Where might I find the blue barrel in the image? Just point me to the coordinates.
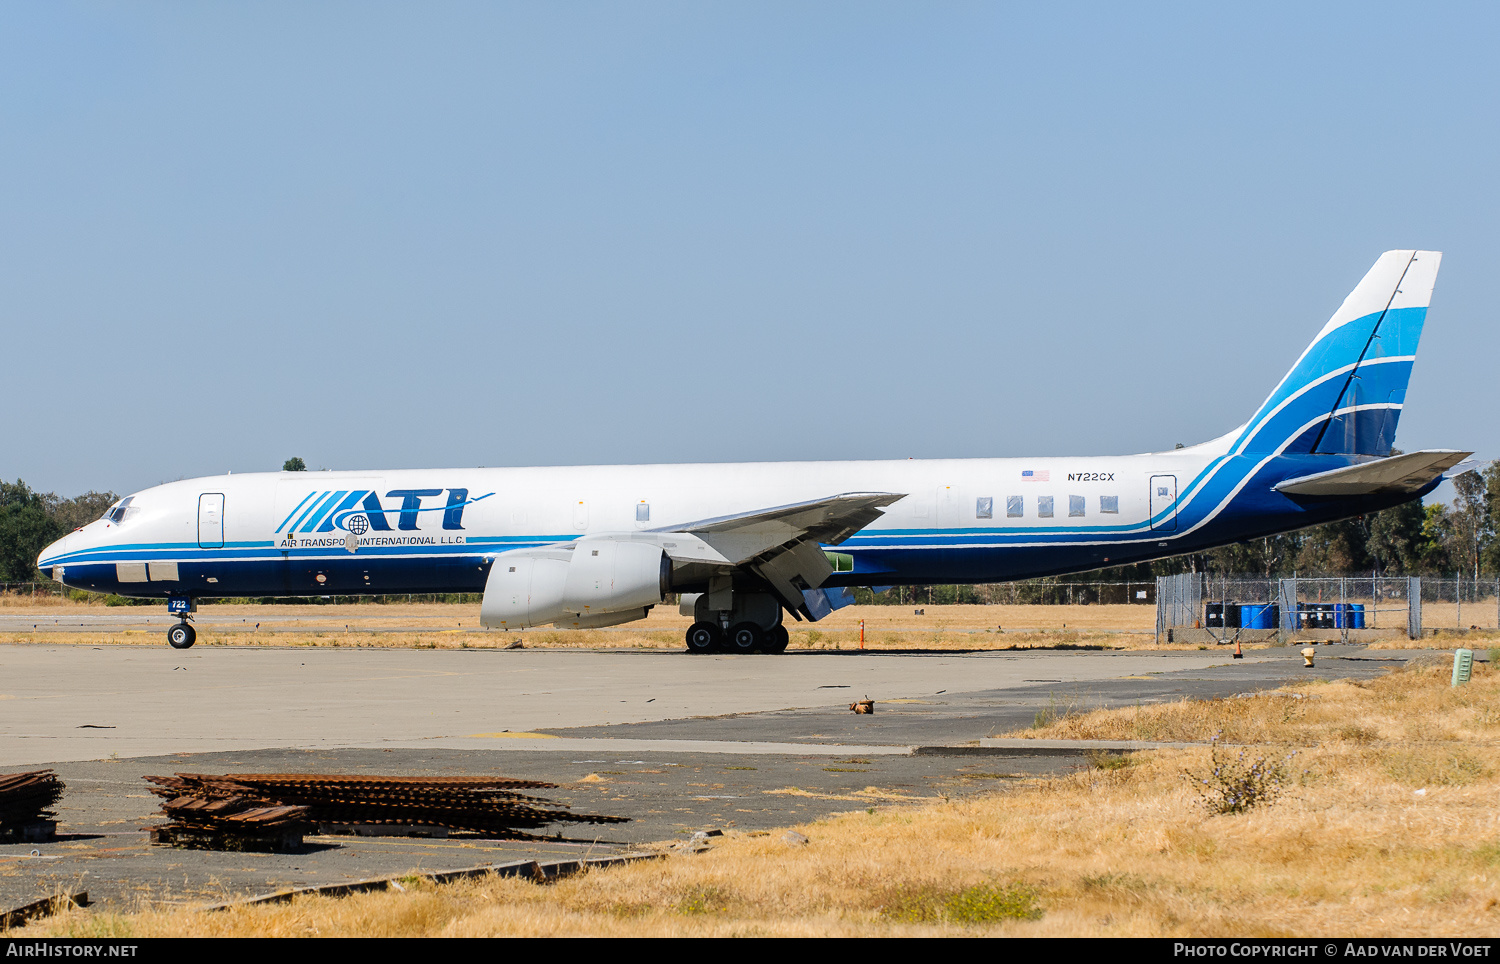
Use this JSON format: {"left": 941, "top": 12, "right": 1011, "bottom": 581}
{"left": 1240, "top": 604, "right": 1278, "bottom": 629}
{"left": 1333, "top": 603, "right": 1364, "bottom": 628}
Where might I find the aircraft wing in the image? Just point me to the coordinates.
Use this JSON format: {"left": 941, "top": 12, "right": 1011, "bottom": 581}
{"left": 1273, "top": 450, "right": 1472, "bottom": 497}
{"left": 653, "top": 491, "right": 904, "bottom": 620}
{"left": 658, "top": 491, "right": 904, "bottom": 562}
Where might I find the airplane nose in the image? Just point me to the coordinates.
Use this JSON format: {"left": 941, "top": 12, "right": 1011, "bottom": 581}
{"left": 36, "top": 532, "right": 74, "bottom": 574}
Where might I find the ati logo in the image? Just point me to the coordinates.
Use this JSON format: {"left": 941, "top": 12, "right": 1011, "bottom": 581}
{"left": 275, "top": 488, "right": 494, "bottom": 535}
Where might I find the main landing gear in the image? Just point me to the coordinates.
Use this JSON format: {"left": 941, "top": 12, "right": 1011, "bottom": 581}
{"left": 166, "top": 595, "right": 196, "bottom": 650}
{"left": 682, "top": 587, "right": 792, "bottom": 654}
{"left": 685, "top": 622, "right": 789, "bottom": 654}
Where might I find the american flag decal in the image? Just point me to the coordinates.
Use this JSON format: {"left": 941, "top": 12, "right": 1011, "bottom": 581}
{"left": 1021, "top": 469, "right": 1050, "bottom": 482}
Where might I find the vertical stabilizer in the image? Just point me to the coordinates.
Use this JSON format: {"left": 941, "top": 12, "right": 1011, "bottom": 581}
{"left": 1233, "top": 250, "right": 1440, "bottom": 457}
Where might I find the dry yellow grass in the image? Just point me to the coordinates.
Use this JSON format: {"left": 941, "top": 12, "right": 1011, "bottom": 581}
{"left": 1366, "top": 631, "right": 1500, "bottom": 651}
{"left": 0, "top": 601, "right": 1229, "bottom": 651}
{"left": 0, "top": 591, "right": 102, "bottom": 608}
{"left": 1013, "top": 652, "right": 1500, "bottom": 747}
{"left": 1414, "top": 601, "right": 1500, "bottom": 633}
{"left": 0, "top": 626, "right": 1230, "bottom": 653}
{"left": 22, "top": 661, "right": 1500, "bottom": 937}
{"left": 0, "top": 597, "right": 1158, "bottom": 627}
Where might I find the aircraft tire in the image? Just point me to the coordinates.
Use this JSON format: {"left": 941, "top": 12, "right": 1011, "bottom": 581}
{"left": 685, "top": 622, "right": 721, "bottom": 653}
{"left": 167, "top": 623, "right": 196, "bottom": 650}
{"left": 765, "top": 625, "right": 790, "bottom": 653}
{"left": 726, "top": 622, "right": 763, "bottom": 653}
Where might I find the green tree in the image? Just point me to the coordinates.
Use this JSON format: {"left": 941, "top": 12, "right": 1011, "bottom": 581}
{"left": 0, "top": 480, "right": 63, "bottom": 581}
{"left": 1294, "top": 517, "right": 1372, "bottom": 574}
{"left": 283, "top": 457, "right": 307, "bottom": 472}
{"left": 1447, "top": 469, "right": 1492, "bottom": 579}
{"left": 1485, "top": 461, "right": 1500, "bottom": 575}
{"left": 1417, "top": 504, "right": 1453, "bottom": 572}
{"left": 48, "top": 491, "right": 120, "bottom": 532}
{"left": 1365, "top": 500, "right": 1426, "bottom": 574}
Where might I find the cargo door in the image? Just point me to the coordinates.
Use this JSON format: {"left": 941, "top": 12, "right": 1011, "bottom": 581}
{"left": 198, "top": 493, "right": 225, "bottom": 548}
{"left": 1149, "top": 475, "right": 1177, "bottom": 532}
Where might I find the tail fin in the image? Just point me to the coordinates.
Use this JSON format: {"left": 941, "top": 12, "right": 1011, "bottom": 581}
{"left": 1233, "top": 250, "right": 1440, "bottom": 457}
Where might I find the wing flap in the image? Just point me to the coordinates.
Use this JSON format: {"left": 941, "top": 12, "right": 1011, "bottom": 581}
{"left": 1273, "top": 449, "right": 1471, "bottom": 496}
{"left": 657, "top": 491, "right": 903, "bottom": 621}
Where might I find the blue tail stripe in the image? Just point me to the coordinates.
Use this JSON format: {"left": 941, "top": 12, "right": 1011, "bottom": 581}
{"left": 1236, "top": 306, "right": 1425, "bottom": 455}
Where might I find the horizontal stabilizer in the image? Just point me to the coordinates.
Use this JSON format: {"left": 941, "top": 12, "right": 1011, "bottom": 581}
{"left": 1273, "top": 450, "right": 1471, "bottom": 497}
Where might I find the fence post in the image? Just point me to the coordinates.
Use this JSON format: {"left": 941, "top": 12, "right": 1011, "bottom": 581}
{"left": 1278, "top": 577, "right": 1297, "bottom": 638}
{"left": 1154, "top": 576, "right": 1165, "bottom": 644}
{"left": 1408, "top": 576, "right": 1422, "bottom": 640}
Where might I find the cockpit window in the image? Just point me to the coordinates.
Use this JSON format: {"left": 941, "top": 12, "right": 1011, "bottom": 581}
{"left": 105, "top": 497, "right": 134, "bottom": 524}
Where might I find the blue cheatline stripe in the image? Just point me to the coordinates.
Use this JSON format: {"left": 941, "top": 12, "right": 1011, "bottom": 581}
{"left": 275, "top": 492, "right": 317, "bottom": 534}
{"left": 299, "top": 491, "right": 348, "bottom": 533}
{"left": 1149, "top": 455, "right": 1228, "bottom": 530}
{"left": 43, "top": 535, "right": 583, "bottom": 567}
{"left": 288, "top": 491, "right": 332, "bottom": 533}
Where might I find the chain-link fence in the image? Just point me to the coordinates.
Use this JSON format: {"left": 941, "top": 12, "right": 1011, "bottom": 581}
{"left": 1155, "top": 573, "right": 1500, "bottom": 641}
{"left": 1416, "top": 577, "right": 1500, "bottom": 631}
{"left": 866, "top": 582, "right": 1158, "bottom": 607}
{"left": 7, "top": 574, "right": 1499, "bottom": 632}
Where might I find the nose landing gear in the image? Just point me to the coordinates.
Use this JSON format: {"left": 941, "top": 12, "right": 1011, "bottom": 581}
{"left": 167, "top": 621, "right": 196, "bottom": 649}
{"left": 166, "top": 595, "right": 197, "bottom": 650}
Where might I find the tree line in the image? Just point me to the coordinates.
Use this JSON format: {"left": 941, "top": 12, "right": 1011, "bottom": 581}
{"left": 0, "top": 481, "right": 119, "bottom": 582}
{"left": 3, "top": 463, "right": 1497, "bottom": 590}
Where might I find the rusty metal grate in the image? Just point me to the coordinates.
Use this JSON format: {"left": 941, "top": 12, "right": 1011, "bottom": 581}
{"left": 0, "top": 770, "right": 64, "bottom": 841}
{"left": 145, "top": 772, "right": 627, "bottom": 850}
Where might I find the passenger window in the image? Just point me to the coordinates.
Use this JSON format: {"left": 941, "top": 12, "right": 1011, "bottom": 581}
{"left": 1100, "top": 495, "right": 1119, "bottom": 514}
{"left": 1069, "top": 495, "right": 1085, "bottom": 517}
{"left": 1037, "top": 496, "right": 1054, "bottom": 518}
{"left": 1006, "top": 496, "right": 1023, "bottom": 518}
{"left": 975, "top": 497, "right": 993, "bottom": 519}
{"left": 636, "top": 503, "right": 650, "bottom": 523}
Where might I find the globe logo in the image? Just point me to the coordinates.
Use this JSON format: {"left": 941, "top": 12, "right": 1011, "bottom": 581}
{"left": 346, "top": 514, "right": 369, "bottom": 535}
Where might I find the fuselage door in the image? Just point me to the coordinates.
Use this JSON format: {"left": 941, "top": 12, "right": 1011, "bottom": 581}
{"left": 936, "top": 486, "right": 960, "bottom": 527}
{"left": 198, "top": 493, "right": 225, "bottom": 548}
{"left": 1149, "top": 476, "right": 1177, "bottom": 531}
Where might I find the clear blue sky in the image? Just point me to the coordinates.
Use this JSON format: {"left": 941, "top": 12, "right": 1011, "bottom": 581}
{"left": 3, "top": 2, "right": 1495, "bottom": 498}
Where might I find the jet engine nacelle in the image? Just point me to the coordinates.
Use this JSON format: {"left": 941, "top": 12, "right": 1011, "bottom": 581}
{"left": 480, "top": 537, "right": 671, "bottom": 630}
